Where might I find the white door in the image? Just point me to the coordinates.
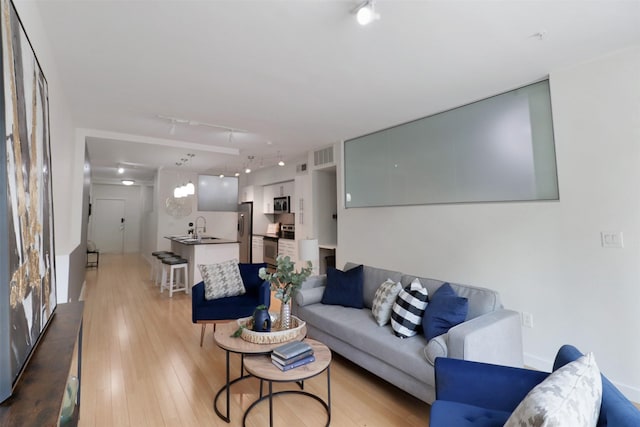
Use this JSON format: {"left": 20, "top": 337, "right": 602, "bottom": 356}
{"left": 92, "top": 198, "right": 125, "bottom": 253}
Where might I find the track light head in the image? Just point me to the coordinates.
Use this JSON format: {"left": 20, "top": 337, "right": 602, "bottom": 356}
{"left": 354, "top": 0, "right": 380, "bottom": 26}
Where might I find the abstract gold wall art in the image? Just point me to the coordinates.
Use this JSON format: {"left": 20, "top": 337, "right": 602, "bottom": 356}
{"left": 0, "top": 0, "right": 56, "bottom": 402}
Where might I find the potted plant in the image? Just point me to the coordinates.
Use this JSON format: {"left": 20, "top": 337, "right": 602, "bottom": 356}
{"left": 259, "top": 255, "right": 312, "bottom": 329}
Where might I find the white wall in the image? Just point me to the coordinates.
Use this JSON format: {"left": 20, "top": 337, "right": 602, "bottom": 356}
{"left": 13, "top": 1, "right": 81, "bottom": 303}
{"left": 90, "top": 184, "right": 146, "bottom": 253}
{"left": 337, "top": 46, "right": 640, "bottom": 401}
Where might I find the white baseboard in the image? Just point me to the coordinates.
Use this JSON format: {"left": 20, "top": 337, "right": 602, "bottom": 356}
{"left": 79, "top": 280, "right": 87, "bottom": 301}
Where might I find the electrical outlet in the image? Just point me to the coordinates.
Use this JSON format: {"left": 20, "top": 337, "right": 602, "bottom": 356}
{"left": 601, "top": 231, "right": 624, "bottom": 248}
{"left": 522, "top": 312, "right": 534, "bottom": 328}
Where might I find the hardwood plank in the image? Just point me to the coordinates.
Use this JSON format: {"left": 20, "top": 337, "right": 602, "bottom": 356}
{"left": 79, "top": 254, "right": 430, "bottom": 426}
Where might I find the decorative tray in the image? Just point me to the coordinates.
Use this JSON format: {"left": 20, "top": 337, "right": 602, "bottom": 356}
{"left": 237, "top": 314, "right": 306, "bottom": 344}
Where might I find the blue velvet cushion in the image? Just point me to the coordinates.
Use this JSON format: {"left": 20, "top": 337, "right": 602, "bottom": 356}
{"left": 321, "top": 264, "right": 364, "bottom": 308}
{"left": 423, "top": 282, "right": 468, "bottom": 341}
{"left": 430, "top": 401, "right": 511, "bottom": 427}
{"left": 238, "top": 262, "right": 267, "bottom": 293}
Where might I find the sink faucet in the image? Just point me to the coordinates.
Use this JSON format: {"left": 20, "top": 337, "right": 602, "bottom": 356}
{"left": 194, "top": 216, "right": 207, "bottom": 239}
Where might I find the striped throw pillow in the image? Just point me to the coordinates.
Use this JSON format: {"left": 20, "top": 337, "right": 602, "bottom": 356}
{"left": 391, "top": 278, "right": 428, "bottom": 338}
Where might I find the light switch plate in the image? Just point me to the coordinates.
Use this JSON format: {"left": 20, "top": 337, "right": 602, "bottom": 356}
{"left": 601, "top": 231, "right": 624, "bottom": 248}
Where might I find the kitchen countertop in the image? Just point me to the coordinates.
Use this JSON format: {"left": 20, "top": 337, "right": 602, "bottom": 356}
{"left": 165, "top": 236, "right": 239, "bottom": 245}
{"left": 253, "top": 233, "right": 280, "bottom": 239}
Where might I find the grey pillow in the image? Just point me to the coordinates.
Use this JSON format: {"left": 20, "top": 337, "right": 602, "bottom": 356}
{"left": 198, "top": 259, "right": 246, "bottom": 300}
{"left": 504, "top": 352, "right": 602, "bottom": 427}
{"left": 371, "top": 279, "right": 402, "bottom": 326}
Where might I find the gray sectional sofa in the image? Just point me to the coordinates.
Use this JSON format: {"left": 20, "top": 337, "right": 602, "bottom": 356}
{"left": 293, "top": 262, "right": 523, "bottom": 403}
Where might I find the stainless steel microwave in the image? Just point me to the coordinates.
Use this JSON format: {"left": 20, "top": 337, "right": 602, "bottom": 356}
{"left": 273, "top": 196, "right": 290, "bottom": 214}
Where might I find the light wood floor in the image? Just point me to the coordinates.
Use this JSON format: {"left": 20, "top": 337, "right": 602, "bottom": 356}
{"left": 79, "top": 254, "right": 430, "bottom": 426}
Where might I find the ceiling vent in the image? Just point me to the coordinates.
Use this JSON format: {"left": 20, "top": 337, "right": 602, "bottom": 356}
{"left": 314, "top": 146, "right": 334, "bottom": 167}
{"left": 296, "top": 163, "right": 307, "bottom": 173}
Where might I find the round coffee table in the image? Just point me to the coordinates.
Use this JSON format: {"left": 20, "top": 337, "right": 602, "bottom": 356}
{"left": 241, "top": 339, "right": 331, "bottom": 427}
{"left": 212, "top": 321, "right": 307, "bottom": 422}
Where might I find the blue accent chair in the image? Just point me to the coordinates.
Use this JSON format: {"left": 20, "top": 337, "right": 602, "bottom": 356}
{"left": 430, "top": 344, "right": 640, "bottom": 427}
{"left": 192, "top": 263, "right": 271, "bottom": 346}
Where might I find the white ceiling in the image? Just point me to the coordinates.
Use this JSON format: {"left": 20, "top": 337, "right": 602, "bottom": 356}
{"left": 31, "top": 0, "right": 640, "bottom": 184}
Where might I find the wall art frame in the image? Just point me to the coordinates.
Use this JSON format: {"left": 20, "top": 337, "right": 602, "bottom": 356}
{"left": 0, "top": 0, "right": 57, "bottom": 403}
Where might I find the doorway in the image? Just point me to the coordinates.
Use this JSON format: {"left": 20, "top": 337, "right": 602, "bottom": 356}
{"left": 92, "top": 198, "right": 125, "bottom": 253}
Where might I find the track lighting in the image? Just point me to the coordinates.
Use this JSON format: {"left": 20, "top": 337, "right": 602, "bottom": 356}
{"left": 353, "top": 0, "right": 380, "bottom": 26}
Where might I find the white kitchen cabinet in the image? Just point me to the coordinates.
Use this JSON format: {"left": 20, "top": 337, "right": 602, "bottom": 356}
{"left": 252, "top": 236, "right": 264, "bottom": 263}
{"left": 280, "top": 181, "right": 294, "bottom": 198}
{"left": 294, "top": 174, "right": 314, "bottom": 239}
{"left": 240, "top": 185, "right": 255, "bottom": 203}
{"left": 262, "top": 185, "right": 275, "bottom": 214}
{"left": 262, "top": 181, "right": 294, "bottom": 214}
{"left": 277, "top": 238, "right": 297, "bottom": 264}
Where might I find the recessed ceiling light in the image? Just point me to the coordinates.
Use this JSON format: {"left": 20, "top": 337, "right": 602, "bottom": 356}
{"left": 245, "top": 167, "right": 251, "bottom": 174}
{"left": 234, "top": 172, "right": 240, "bottom": 177}
{"left": 117, "top": 166, "right": 124, "bottom": 174}
{"left": 121, "top": 179, "right": 134, "bottom": 186}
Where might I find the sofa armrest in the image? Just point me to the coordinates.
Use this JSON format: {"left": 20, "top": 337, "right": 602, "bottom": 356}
{"left": 435, "top": 357, "right": 548, "bottom": 412}
{"left": 447, "top": 309, "right": 523, "bottom": 367}
{"left": 293, "top": 275, "right": 327, "bottom": 308}
{"left": 192, "top": 281, "right": 205, "bottom": 323}
{"left": 300, "top": 275, "right": 327, "bottom": 290}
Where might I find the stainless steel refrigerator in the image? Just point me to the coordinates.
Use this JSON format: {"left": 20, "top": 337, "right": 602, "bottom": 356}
{"left": 237, "top": 202, "right": 253, "bottom": 263}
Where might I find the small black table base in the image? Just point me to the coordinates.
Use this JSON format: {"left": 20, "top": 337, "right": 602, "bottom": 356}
{"left": 214, "top": 350, "right": 307, "bottom": 423}
{"left": 214, "top": 350, "right": 250, "bottom": 423}
{"left": 242, "top": 365, "right": 331, "bottom": 427}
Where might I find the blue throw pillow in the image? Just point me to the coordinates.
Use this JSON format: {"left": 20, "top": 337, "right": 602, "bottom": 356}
{"left": 321, "top": 265, "right": 364, "bottom": 308}
{"left": 422, "top": 283, "right": 468, "bottom": 341}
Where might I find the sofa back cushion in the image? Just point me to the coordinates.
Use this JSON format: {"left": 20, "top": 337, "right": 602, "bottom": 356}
{"left": 344, "top": 262, "right": 403, "bottom": 309}
{"left": 401, "top": 275, "right": 502, "bottom": 320}
{"left": 239, "top": 263, "right": 267, "bottom": 293}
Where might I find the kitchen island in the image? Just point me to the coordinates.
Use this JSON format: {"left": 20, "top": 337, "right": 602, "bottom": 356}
{"left": 166, "top": 236, "right": 240, "bottom": 288}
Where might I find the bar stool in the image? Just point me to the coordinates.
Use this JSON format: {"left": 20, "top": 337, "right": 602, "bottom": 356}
{"left": 160, "top": 257, "right": 189, "bottom": 297}
{"left": 152, "top": 251, "right": 174, "bottom": 286}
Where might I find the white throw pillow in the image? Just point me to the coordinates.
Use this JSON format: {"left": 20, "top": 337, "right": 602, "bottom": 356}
{"left": 371, "top": 279, "right": 403, "bottom": 326}
{"left": 198, "top": 259, "right": 246, "bottom": 301}
{"left": 504, "top": 352, "right": 602, "bottom": 427}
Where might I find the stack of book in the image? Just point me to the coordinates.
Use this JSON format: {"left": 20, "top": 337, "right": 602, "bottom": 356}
{"left": 271, "top": 341, "right": 315, "bottom": 371}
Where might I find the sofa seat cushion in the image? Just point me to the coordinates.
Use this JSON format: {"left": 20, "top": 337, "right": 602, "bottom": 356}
{"left": 297, "top": 304, "right": 432, "bottom": 384}
{"left": 194, "top": 293, "right": 262, "bottom": 321}
{"left": 430, "top": 401, "right": 510, "bottom": 427}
